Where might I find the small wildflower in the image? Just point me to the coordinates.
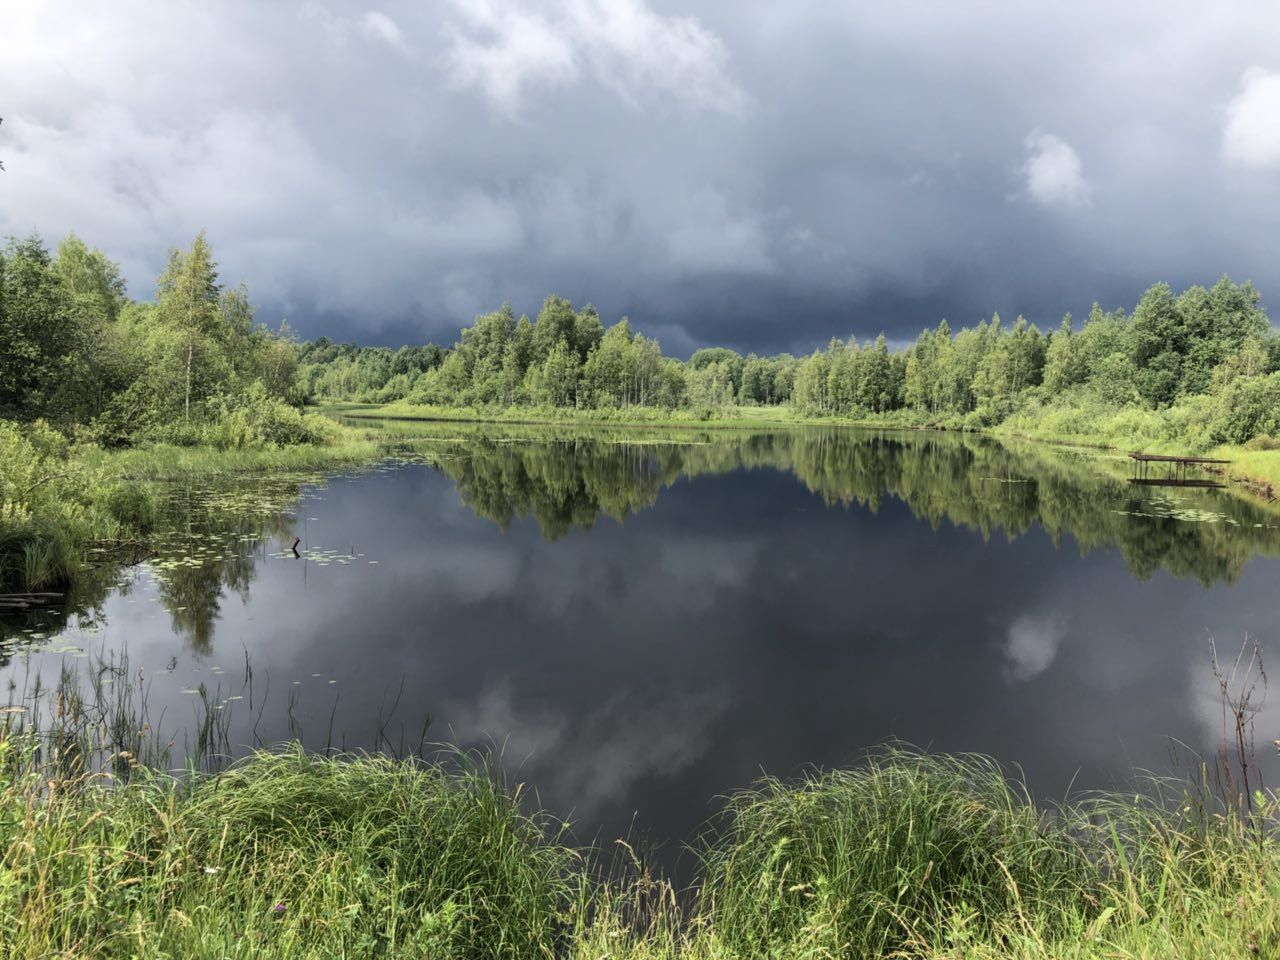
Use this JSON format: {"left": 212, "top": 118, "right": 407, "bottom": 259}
{"left": 203, "top": 866, "right": 220, "bottom": 875}
{"left": 272, "top": 901, "right": 287, "bottom": 914}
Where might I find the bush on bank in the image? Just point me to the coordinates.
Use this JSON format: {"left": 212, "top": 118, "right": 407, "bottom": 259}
{"left": 0, "top": 419, "right": 159, "bottom": 590}
{"left": 0, "top": 403, "right": 360, "bottom": 591}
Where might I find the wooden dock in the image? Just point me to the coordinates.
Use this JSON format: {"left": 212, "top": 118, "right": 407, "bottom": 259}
{"left": 1128, "top": 452, "right": 1231, "bottom": 487}
{"left": 1128, "top": 453, "right": 1231, "bottom": 465}
{"left": 1129, "top": 477, "right": 1225, "bottom": 488}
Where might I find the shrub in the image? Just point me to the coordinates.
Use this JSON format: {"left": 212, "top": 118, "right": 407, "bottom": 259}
{"left": 0, "top": 419, "right": 158, "bottom": 590}
{"left": 144, "top": 418, "right": 207, "bottom": 447}
{"left": 92, "top": 481, "right": 158, "bottom": 530}
{"left": 1209, "top": 372, "right": 1280, "bottom": 445}
{"left": 207, "top": 382, "right": 338, "bottom": 449}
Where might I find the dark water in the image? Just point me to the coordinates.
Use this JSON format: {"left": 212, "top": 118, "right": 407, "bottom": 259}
{"left": 6, "top": 423, "right": 1280, "bottom": 866}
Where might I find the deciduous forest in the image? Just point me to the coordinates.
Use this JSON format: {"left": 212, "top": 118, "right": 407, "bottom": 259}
{"left": 8, "top": 231, "right": 1274, "bottom": 451}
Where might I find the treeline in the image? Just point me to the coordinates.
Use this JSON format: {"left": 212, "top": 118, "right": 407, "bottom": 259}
{"left": 0, "top": 232, "right": 328, "bottom": 448}
{"left": 304, "top": 279, "right": 1279, "bottom": 448}
{"left": 303, "top": 297, "right": 804, "bottom": 409}
{"left": 297, "top": 340, "right": 445, "bottom": 404}
{"left": 4, "top": 229, "right": 1278, "bottom": 450}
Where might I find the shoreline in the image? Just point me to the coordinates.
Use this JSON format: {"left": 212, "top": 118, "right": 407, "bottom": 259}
{"left": 9, "top": 407, "right": 1277, "bottom": 594}
{"left": 328, "top": 400, "right": 1280, "bottom": 503}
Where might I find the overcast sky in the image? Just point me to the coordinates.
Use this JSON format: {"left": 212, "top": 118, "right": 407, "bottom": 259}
{"left": 4, "top": 1, "right": 1280, "bottom": 355}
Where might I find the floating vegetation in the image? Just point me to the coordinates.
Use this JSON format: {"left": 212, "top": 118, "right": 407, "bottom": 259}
{"left": 1111, "top": 492, "right": 1261, "bottom": 526}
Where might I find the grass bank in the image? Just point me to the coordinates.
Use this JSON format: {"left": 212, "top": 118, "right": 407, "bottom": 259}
{"left": 1, "top": 748, "right": 576, "bottom": 959}
{"left": 2, "top": 742, "right": 1276, "bottom": 959}
{"left": 330, "top": 400, "right": 820, "bottom": 430}
{"left": 77, "top": 429, "right": 386, "bottom": 481}
{"left": 993, "top": 399, "right": 1280, "bottom": 497}
{"left": 336, "top": 399, "right": 1280, "bottom": 500}
{"left": 0, "top": 419, "right": 389, "bottom": 592}
{"left": 2, "top": 652, "right": 1276, "bottom": 959}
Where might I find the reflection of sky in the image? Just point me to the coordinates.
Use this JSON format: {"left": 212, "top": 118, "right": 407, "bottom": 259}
{"left": 8, "top": 459, "right": 1280, "bottom": 872}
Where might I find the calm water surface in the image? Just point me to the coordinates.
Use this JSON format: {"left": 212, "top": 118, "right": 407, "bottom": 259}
{"left": 5, "top": 423, "right": 1280, "bottom": 864}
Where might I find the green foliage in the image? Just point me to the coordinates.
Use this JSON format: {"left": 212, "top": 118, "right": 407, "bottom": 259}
{"left": 689, "top": 748, "right": 1280, "bottom": 960}
{"left": 696, "top": 751, "right": 1091, "bottom": 957}
{"left": 205, "top": 382, "right": 338, "bottom": 449}
{"left": 0, "top": 226, "right": 355, "bottom": 591}
{"left": 91, "top": 480, "right": 159, "bottom": 530}
{"left": 298, "top": 339, "right": 445, "bottom": 403}
{"left": 1208, "top": 371, "right": 1280, "bottom": 444}
{"left": 1, "top": 226, "right": 1275, "bottom": 450}
{"left": 0, "top": 236, "right": 81, "bottom": 422}
{"left": 794, "top": 334, "right": 907, "bottom": 416}
{"left": 4, "top": 720, "right": 1279, "bottom": 960}
{"left": 0, "top": 747, "right": 578, "bottom": 959}
{"left": 527, "top": 340, "right": 581, "bottom": 407}
{"left": 0, "top": 419, "right": 158, "bottom": 590}
{"left": 0, "top": 230, "right": 311, "bottom": 446}
{"left": 328, "top": 296, "right": 801, "bottom": 416}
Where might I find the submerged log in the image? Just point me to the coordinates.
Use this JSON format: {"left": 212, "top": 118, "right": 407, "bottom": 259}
{"left": 0, "top": 591, "right": 64, "bottom": 612}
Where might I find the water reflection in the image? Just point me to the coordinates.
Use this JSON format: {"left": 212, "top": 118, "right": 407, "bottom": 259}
{"left": 5, "top": 424, "right": 1280, "bottom": 868}
{"left": 401, "top": 423, "right": 1280, "bottom": 584}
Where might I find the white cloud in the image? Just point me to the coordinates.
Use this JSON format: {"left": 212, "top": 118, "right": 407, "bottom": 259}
{"left": 567, "top": 0, "right": 748, "bottom": 114}
{"left": 445, "top": 3, "right": 578, "bottom": 112}
{"left": 360, "top": 10, "right": 406, "bottom": 51}
{"left": 1022, "top": 131, "right": 1091, "bottom": 207}
{"left": 1222, "top": 68, "right": 1280, "bottom": 168}
{"left": 1002, "top": 613, "right": 1068, "bottom": 682}
{"left": 444, "top": 0, "right": 747, "bottom": 115}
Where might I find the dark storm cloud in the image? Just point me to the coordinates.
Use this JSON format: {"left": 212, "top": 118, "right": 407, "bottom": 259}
{"left": 3, "top": 1, "right": 1280, "bottom": 353}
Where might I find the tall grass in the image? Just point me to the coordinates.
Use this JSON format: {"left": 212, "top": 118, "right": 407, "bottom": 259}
{"left": 0, "top": 420, "right": 164, "bottom": 592}
{"left": 0, "top": 750, "right": 580, "bottom": 959}
{"left": 685, "top": 750, "right": 1280, "bottom": 959}
{"left": 0, "top": 657, "right": 580, "bottom": 958}
{"left": 0, "top": 417, "right": 389, "bottom": 592}
{"left": 0, "top": 656, "right": 1277, "bottom": 959}
{"left": 694, "top": 751, "right": 1092, "bottom": 957}
{"left": 78, "top": 431, "right": 387, "bottom": 481}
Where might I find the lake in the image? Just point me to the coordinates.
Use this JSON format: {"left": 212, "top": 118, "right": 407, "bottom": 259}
{"left": 5, "top": 422, "right": 1280, "bottom": 871}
